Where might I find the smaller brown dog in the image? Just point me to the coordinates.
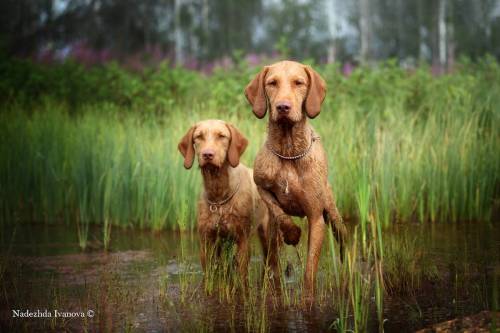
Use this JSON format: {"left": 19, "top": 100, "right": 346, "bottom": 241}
{"left": 178, "top": 120, "right": 275, "bottom": 284}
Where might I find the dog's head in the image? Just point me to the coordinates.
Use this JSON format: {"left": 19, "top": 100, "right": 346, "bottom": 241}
{"left": 244, "top": 60, "right": 326, "bottom": 124}
{"left": 178, "top": 120, "right": 248, "bottom": 170}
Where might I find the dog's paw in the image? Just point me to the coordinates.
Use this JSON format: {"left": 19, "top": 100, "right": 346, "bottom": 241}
{"left": 278, "top": 217, "right": 301, "bottom": 246}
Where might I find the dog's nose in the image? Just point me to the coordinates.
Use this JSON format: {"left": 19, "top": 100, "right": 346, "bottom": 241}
{"left": 202, "top": 149, "right": 215, "bottom": 160}
{"left": 276, "top": 102, "right": 291, "bottom": 114}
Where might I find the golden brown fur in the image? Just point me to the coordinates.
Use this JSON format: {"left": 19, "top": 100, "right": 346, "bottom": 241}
{"left": 178, "top": 120, "right": 276, "bottom": 285}
{"left": 245, "top": 61, "right": 347, "bottom": 299}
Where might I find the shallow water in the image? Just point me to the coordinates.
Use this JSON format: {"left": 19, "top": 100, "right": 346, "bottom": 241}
{"left": 0, "top": 221, "right": 499, "bottom": 332}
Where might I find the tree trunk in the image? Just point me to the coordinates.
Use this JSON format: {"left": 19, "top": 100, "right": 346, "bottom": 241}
{"left": 359, "top": 0, "right": 371, "bottom": 65}
{"left": 418, "top": 0, "right": 426, "bottom": 61}
{"left": 174, "top": 0, "right": 184, "bottom": 66}
{"left": 438, "top": 0, "right": 447, "bottom": 69}
{"left": 396, "top": 0, "right": 403, "bottom": 60}
{"left": 447, "top": 1, "right": 455, "bottom": 71}
{"left": 327, "top": 0, "right": 337, "bottom": 63}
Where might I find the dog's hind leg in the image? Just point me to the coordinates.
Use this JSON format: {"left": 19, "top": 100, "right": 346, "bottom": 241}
{"left": 323, "top": 187, "right": 347, "bottom": 260}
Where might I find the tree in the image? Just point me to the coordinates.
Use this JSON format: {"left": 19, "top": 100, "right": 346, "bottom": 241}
{"left": 438, "top": 0, "right": 447, "bottom": 68}
{"left": 259, "top": 0, "right": 329, "bottom": 61}
{"left": 326, "top": 0, "right": 338, "bottom": 63}
{"left": 359, "top": 0, "right": 371, "bottom": 64}
{"left": 174, "top": 0, "right": 184, "bottom": 65}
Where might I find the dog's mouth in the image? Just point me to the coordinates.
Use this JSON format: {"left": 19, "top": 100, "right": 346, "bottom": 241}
{"left": 200, "top": 162, "right": 222, "bottom": 172}
{"left": 198, "top": 155, "right": 223, "bottom": 169}
{"left": 272, "top": 107, "right": 302, "bottom": 125}
{"left": 275, "top": 114, "right": 298, "bottom": 126}
{"left": 277, "top": 112, "right": 290, "bottom": 120}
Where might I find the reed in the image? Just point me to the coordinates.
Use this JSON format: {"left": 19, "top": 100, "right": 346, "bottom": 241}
{"left": 0, "top": 60, "right": 497, "bottom": 245}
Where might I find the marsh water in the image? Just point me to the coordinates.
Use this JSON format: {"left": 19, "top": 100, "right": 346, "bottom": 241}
{"left": 1, "top": 221, "right": 499, "bottom": 332}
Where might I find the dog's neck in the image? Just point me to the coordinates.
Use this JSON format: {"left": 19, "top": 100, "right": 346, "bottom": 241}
{"left": 267, "top": 118, "right": 313, "bottom": 157}
{"left": 201, "top": 162, "right": 239, "bottom": 203}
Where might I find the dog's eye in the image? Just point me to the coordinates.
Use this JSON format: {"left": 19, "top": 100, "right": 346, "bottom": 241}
{"left": 266, "top": 80, "right": 277, "bottom": 87}
{"left": 294, "top": 80, "right": 305, "bottom": 86}
{"left": 217, "top": 133, "right": 227, "bottom": 139}
{"left": 194, "top": 134, "right": 203, "bottom": 140}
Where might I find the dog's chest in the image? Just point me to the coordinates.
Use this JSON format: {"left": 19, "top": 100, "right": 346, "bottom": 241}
{"left": 275, "top": 176, "right": 305, "bottom": 215}
{"left": 198, "top": 199, "right": 252, "bottom": 240}
{"left": 265, "top": 163, "right": 308, "bottom": 216}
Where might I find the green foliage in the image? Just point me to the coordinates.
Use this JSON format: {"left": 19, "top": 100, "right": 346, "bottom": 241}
{"left": 0, "top": 58, "right": 498, "bottom": 235}
{"left": 0, "top": 58, "right": 206, "bottom": 113}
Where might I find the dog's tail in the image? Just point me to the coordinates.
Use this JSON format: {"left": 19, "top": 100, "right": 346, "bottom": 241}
{"left": 323, "top": 208, "right": 346, "bottom": 261}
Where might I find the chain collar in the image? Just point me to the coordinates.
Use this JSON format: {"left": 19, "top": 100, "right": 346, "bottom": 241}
{"left": 266, "top": 133, "right": 319, "bottom": 160}
{"left": 204, "top": 178, "right": 241, "bottom": 213}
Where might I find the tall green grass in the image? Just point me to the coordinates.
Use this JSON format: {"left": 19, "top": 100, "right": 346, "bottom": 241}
{"left": 0, "top": 58, "right": 498, "bottom": 243}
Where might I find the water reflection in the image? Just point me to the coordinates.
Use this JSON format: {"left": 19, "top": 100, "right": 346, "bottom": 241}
{"left": 0, "top": 221, "right": 498, "bottom": 332}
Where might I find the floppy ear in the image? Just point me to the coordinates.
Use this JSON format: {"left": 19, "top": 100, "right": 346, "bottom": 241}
{"left": 178, "top": 125, "right": 196, "bottom": 169}
{"left": 226, "top": 124, "right": 248, "bottom": 168}
{"left": 303, "top": 65, "right": 327, "bottom": 118}
{"left": 244, "top": 67, "right": 269, "bottom": 119}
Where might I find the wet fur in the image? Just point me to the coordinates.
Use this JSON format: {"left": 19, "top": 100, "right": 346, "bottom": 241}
{"left": 178, "top": 120, "right": 277, "bottom": 285}
{"left": 245, "top": 61, "right": 347, "bottom": 298}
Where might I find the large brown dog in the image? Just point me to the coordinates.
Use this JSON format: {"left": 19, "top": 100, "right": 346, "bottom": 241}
{"left": 178, "top": 120, "right": 275, "bottom": 285}
{"left": 245, "top": 61, "right": 347, "bottom": 298}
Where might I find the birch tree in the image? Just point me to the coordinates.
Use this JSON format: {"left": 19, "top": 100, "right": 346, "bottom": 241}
{"left": 418, "top": 0, "right": 427, "bottom": 61}
{"left": 438, "top": 0, "right": 447, "bottom": 68}
{"left": 327, "top": 0, "right": 337, "bottom": 63}
{"left": 174, "top": 0, "right": 184, "bottom": 65}
{"left": 359, "top": 0, "right": 371, "bottom": 64}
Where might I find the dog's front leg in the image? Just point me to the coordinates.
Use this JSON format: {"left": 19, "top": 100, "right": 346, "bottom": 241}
{"left": 257, "top": 187, "right": 301, "bottom": 246}
{"left": 256, "top": 187, "right": 285, "bottom": 288}
{"left": 256, "top": 187, "right": 287, "bottom": 219}
{"left": 199, "top": 236, "right": 208, "bottom": 273}
{"left": 304, "top": 213, "right": 326, "bottom": 302}
{"left": 236, "top": 237, "right": 250, "bottom": 290}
